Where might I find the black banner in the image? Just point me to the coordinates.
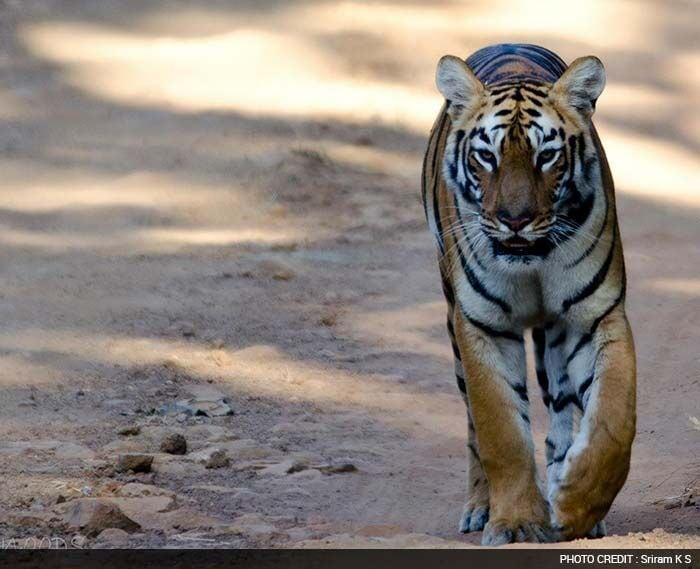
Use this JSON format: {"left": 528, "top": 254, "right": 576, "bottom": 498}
{"left": 0, "top": 550, "right": 698, "bottom": 569}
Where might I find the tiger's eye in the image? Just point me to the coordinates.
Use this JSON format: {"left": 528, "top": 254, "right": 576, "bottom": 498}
{"left": 478, "top": 149, "right": 494, "bottom": 162}
{"left": 539, "top": 149, "right": 556, "bottom": 162}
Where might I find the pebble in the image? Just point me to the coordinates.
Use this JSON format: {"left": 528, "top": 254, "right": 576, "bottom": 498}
{"left": 159, "top": 433, "right": 187, "bottom": 455}
{"left": 118, "top": 425, "right": 141, "bottom": 437}
{"left": 65, "top": 499, "right": 141, "bottom": 537}
{"left": 261, "top": 459, "right": 308, "bottom": 476}
{"left": 94, "top": 528, "right": 129, "bottom": 548}
{"left": 116, "top": 454, "right": 153, "bottom": 473}
{"left": 318, "top": 463, "right": 358, "bottom": 475}
{"left": 204, "top": 450, "right": 230, "bottom": 469}
{"left": 158, "top": 397, "right": 233, "bottom": 418}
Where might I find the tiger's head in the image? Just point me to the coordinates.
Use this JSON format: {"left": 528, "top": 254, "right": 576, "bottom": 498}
{"left": 436, "top": 54, "right": 606, "bottom": 263}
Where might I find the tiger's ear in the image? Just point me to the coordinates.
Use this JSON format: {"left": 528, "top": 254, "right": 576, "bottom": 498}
{"left": 436, "top": 55, "right": 484, "bottom": 114}
{"left": 551, "top": 56, "right": 606, "bottom": 118}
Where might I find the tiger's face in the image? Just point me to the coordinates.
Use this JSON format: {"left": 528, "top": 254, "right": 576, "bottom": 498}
{"left": 437, "top": 56, "right": 606, "bottom": 264}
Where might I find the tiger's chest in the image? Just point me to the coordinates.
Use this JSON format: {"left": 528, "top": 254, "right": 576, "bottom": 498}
{"left": 450, "top": 260, "right": 590, "bottom": 330}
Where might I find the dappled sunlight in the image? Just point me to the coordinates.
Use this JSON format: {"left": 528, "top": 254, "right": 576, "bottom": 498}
{"left": 598, "top": 122, "right": 700, "bottom": 207}
{"left": 0, "top": 226, "right": 302, "bottom": 252}
{"left": 644, "top": 278, "right": 700, "bottom": 297}
{"left": 347, "top": 301, "right": 451, "bottom": 360}
{"left": 303, "top": 0, "right": 653, "bottom": 51}
{"left": 0, "top": 329, "right": 463, "bottom": 438}
{"left": 0, "top": 164, "right": 306, "bottom": 252}
{"left": 18, "top": 0, "right": 698, "bottom": 214}
{"left": 322, "top": 142, "right": 420, "bottom": 179}
{"left": 21, "top": 22, "right": 439, "bottom": 131}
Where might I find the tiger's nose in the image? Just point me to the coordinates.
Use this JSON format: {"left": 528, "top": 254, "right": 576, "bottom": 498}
{"left": 496, "top": 209, "right": 534, "bottom": 232}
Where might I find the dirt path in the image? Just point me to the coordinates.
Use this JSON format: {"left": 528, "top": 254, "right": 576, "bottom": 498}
{"left": 0, "top": 0, "right": 697, "bottom": 549}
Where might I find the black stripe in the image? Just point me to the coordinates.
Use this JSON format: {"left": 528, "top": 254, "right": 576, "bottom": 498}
{"left": 493, "top": 93, "right": 509, "bottom": 105}
{"left": 462, "top": 311, "right": 523, "bottom": 342}
{"left": 452, "top": 193, "right": 486, "bottom": 270}
{"left": 512, "top": 382, "right": 529, "bottom": 403}
{"left": 566, "top": 190, "right": 609, "bottom": 268}
{"left": 442, "top": 278, "right": 455, "bottom": 305}
{"left": 566, "top": 282, "right": 626, "bottom": 364}
{"left": 547, "top": 446, "right": 570, "bottom": 466}
{"left": 566, "top": 334, "right": 592, "bottom": 365}
{"left": 520, "top": 85, "right": 549, "bottom": 98}
{"left": 532, "top": 327, "right": 550, "bottom": 403}
{"left": 456, "top": 239, "right": 512, "bottom": 314}
{"left": 525, "top": 121, "right": 544, "bottom": 132}
{"left": 542, "top": 128, "right": 558, "bottom": 143}
{"left": 562, "top": 229, "right": 617, "bottom": 312}
{"left": 550, "top": 392, "right": 583, "bottom": 412}
{"left": 548, "top": 330, "right": 567, "bottom": 348}
{"left": 431, "top": 112, "right": 450, "bottom": 255}
{"left": 421, "top": 141, "right": 429, "bottom": 212}
{"left": 449, "top": 129, "right": 466, "bottom": 181}
{"left": 456, "top": 374, "right": 467, "bottom": 394}
{"left": 577, "top": 374, "right": 594, "bottom": 402}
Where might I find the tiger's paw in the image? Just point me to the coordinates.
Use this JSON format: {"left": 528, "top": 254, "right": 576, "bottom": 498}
{"left": 587, "top": 520, "right": 607, "bottom": 539}
{"left": 458, "top": 504, "right": 489, "bottom": 533}
{"left": 481, "top": 519, "right": 555, "bottom": 546}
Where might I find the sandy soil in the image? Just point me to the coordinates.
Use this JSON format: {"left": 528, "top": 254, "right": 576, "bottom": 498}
{"left": 0, "top": 0, "right": 697, "bottom": 549}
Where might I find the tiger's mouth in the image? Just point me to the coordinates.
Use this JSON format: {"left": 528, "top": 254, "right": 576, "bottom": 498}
{"left": 501, "top": 236, "right": 532, "bottom": 249}
{"left": 491, "top": 235, "right": 553, "bottom": 257}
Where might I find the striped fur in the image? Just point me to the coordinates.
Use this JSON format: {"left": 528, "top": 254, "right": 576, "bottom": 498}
{"left": 422, "top": 44, "right": 636, "bottom": 545}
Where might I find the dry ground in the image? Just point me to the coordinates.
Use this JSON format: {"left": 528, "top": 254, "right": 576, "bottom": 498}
{"left": 0, "top": 0, "right": 697, "bottom": 549}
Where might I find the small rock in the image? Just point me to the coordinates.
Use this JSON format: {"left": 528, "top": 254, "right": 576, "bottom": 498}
{"left": 318, "top": 313, "right": 337, "bottom": 327}
{"left": 662, "top": 498, "right": 683, "bottom": 510}
{"left": 116, "top": 454, "right": 153, "bottom": 473}
{"left": 94, "top": 527, "right": 129, "bottom": 548}
{"left": 318, "top": 463, "right": 357, "bottom": 475}
{"left": 261, "top": 459, "right": 308, "bottom": 476}
{"left": 210, "top": 339, "right": 226, "bottom": 349}
{"left": 168, "top": 321, "right": 196, "bottom": 337}
{"left": 205, "top": 450, "right": 230, "bottom": 469}
{"left": 56, "top": 495, "right": 67, "bottom": 504}
{"left": 180, "top": 321, "right": 196, "bottom": 337}
{"left": 159, "top": 433, "right": 187, "bottom": 455}
{"left": 65, "top": 499, "right": 141, "bottom": 537}
{"left": 258, "top": 260, "right": 295, "bottom": 281}
{"left": 272, "top": 269, "right": 294, "bottom": 281}
{"left": 158, "top": 397, "right": 233, "bottom": 418}
{"left": 118, "top": 425, "right": 141, "bottom": 437}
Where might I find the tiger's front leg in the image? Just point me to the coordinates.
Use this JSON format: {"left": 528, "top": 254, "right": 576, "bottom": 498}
{"left": 454, "top": 310, "right": 553, "bottom": 545}
{"left": 549, "top": 305, "right": 636, "bottom": 539}
{"left": 455, "top": 360, "right": 490, "bottom": 534}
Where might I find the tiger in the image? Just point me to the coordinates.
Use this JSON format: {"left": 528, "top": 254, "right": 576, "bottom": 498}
{"left": 421, "top": 44, "right": 636, "bottom": 545}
